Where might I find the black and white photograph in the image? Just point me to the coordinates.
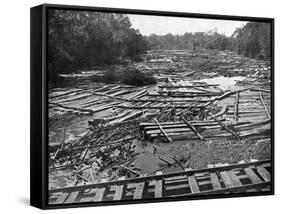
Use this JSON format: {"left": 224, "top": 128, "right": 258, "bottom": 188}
{"left": 47, "top": 6, "right": 273, "bottom": 206}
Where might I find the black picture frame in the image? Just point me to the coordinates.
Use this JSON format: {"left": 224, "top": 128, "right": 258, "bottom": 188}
{"left": 30, "top": 3, "right": 274, "bottom": 210}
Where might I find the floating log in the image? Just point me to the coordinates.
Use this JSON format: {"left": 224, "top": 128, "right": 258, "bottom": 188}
{"left": 87, "top": 102, "right": 121, "bottom": 113}
{"left": 234, "top": 92, "right": 239, "bottom": 121}
{"left": 212, "top": 88, "right": 251, "bottom": 102}
{"left": 140, "top": 119, "right": 226, "bottom": 127}
{"left": 60, "top": 125, "right": 67, "bottom": 151}
{"left": 127, "top": 89, "right": 148, "bottom": 100}
{"left": 125, "top": 98, "right": 210, "bottom": 103}
{"left": 180, "top": 115, "right": 204, "bottom": 140}
{"left": 108, "top": 89, "right": 131, "bottom": 97}
{"left": 52, "top": 93, "right": 93, "bottom": 104}
{"left": 49, "top": 102, "right": 93, "bottom": 113}
{"left": 145, "top": 120, "right": 254, "bottom": 136}
{"left": 92, "top": 91, "right": 128, "bottom": 101}
{"left": 154, "top": 118, "right": 173, "bottom": 143}
{"left": 115, "top": 103, "right": 209, "bottom": 109}
{"left": 250, "top": 88, "right": 271, "bottom": 93}
{"left": 259, "top": 91, "right": 271, "bottom": 119}
{"left": 158, "top": 84, "right": 220, "bottom": 88}
{"left": 50, "top": 88, "right": 85, "bottom": 99}
{"left": 210, "top": 114, "right": 240, "bottom": 138}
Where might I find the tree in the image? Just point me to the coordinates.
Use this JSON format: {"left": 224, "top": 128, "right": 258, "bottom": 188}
{"left": 48, "top": 9, "right": 148, "bottom": 86}
{"left": 231, "top": 22, "right": 271, "bottom": 60}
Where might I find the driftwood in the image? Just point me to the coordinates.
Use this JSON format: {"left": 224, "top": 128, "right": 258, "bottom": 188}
{"left": 173, "top": 156, "right": 185, "bottom": 170}
{"left": 159, "top": 157, "right": 174, "bottom": 167}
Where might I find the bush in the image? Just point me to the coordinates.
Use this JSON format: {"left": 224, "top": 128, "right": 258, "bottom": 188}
{"left": 120, "top": 67, "right": 156, "bottom": 86}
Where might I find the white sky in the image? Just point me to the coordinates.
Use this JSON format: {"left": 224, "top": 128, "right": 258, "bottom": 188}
{"left": 128, "top": 14, "right": 247, "bottom": 36}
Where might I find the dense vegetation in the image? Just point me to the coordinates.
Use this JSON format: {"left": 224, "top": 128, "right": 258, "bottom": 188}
{"left": 231, "top": 22, "right": 271, "bottom": 60}
{"left": 48, "top": 10, "right": 147, "bottom": 86}
{"left": 144, "top": 22, "right": 271, "bottom": 60}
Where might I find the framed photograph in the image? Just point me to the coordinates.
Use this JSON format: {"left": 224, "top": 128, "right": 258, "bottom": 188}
{"left": 30, "top": 4, "right": 274, "bottom": 209}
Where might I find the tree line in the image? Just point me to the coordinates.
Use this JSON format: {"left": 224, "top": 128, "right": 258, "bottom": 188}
{"left": 48, "top": 10, "right": 271, "bottom": 87}
{"left": 144, "top": 31, "right": 231, "bottom": 51}
{"left": 144, "top": 22, "right": 271, "bottom": 60}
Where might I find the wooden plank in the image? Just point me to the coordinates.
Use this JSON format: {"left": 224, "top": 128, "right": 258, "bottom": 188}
{"left": 149, "top": 180, "right": 163, "bottom": 198}
{"left": 180, "top": 115, "right": 204, "bottom": 140}
{"left": 80, "top": 188, "right": 105, "bottom": 202}
{"left": 259, "top": 91, "right": 271, "bottom": 119}
{"left": 257, "top": 166, "right": 271, "bottom": 182}
{"left": 178, "top": 182, "right": 271, "bottom": 197}
{"left": 156, "top": 171, "right": 163, "bottom": 176}
{"left": 127, "top": 183, "right": 145, "bottom": 199}
{"left": 165, "top": 177, "right": 188, "bottom": 184}
{"left": 64, "top": 191, "right": 79, "bottom": 204}
{"left": 165, "top": 183, "right": 189, "bottom": 190}
{"left": 110, "top": 185, "right": 124, "bottom": 200}
{"left": 92, "top": 188, "right": 106, "bottom": 202}
{"left": 220, "top": 171, "right": 235, "bottom": 188}
{"left": 49, "top": 160, "right": 271, "bottom": 195}
{"left": 188, "top": 176, "right": 200, "bottom": 193}
{"left": 154, "top": 118, "right": 173, "bottom": 143}
{"left": 210, "top": 173, "right": 222, "bottom": 190}
{"left": 244, "top": 168, "right": 262, "bottom": 184}
{"left": 228, "top": 170, "right": 242, "bottom": 187}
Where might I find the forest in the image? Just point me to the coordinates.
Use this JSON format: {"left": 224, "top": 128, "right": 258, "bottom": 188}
{"left": 144, "top": 22, "right": 271, "bottom": 59}
{"left": 48, "top": 10, "right": 271, "bottom": 87}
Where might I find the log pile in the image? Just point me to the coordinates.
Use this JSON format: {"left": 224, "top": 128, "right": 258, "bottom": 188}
{"left": 49, "top": 120, "right": 146, "bottom": 187}
{"left": 48, "top": 49, "right": 272, "bottom": 190}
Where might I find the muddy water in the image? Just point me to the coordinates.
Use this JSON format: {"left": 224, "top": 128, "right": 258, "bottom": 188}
{"left": 133, "top": 137, "right": 271, "bottom": 175}
{"left": 198, "top": 76, "right": 245, "bottom": 90}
